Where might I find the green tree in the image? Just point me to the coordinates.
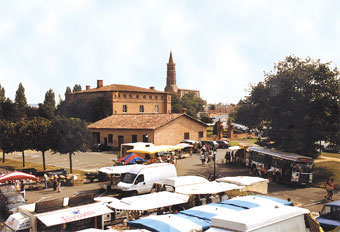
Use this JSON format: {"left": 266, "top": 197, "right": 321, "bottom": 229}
{"left": 28, "top": 118, "right": 51, "bottom": 170}
{"left": 65, "top": 86, "right": 72, "bottom": 101}
{"left": 0, "top": 84, "right": 5, "bottom": 103}
{"left": 0, "top": 120, "right": 15, "bottom": 162}
{"left": 73, "top": 84, "right": 82, "bottom": 92}
{"left": 233, "top": 56, "right": 340, "bottom": 157}
{"left": 171, "top": 92, "right": 206, "bottom": 118}
{"left": 38, "top": 89, "right": 56, "bottom": 119}
{"left": 15, "top": 83, "right": 28, "bottom": 119}
{"left": 1, "top": 98, "right": 16, "bottom": 121}
{"left": 14, "top": 120, "right": 32, "bottom": 167}
{"left": 49, "top": 117, "right": 91, "bottom": 173}
{"left": 201, "top": 116, "right": 213, "bottom": 123}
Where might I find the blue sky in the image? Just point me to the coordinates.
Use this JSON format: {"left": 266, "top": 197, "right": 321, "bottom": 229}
{"left": 0, "top": 0, "right": 340, "bottom": 105}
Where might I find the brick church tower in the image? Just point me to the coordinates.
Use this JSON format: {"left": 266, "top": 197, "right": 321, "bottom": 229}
{"left": 164, "top": 51, "right": 178, "bottom": 94}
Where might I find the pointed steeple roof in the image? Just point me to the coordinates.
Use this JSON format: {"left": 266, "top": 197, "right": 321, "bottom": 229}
{"left": 169, "top": 51, "right": 174, "bottom": 64}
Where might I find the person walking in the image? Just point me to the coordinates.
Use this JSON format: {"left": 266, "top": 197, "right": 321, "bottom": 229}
{"left": 53, "top": 177, "right": 57, "bottom": 191}
{"left": 44, "top": 173, "right": 48, "bottom": 189}
{"left": 57, "top": 177, "right": 62, "bottom": 193}
{"left": 20, "top": 180, "right": 25, "bottom": 199}
{"left": 324, "top": 178, "right": 335, "bottom": 201}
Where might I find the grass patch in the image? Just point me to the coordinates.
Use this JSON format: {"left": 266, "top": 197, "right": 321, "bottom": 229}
{"left": 0, "top": 158, "right": 86, "bottom": 183}
{"left": 313, "top": 161, "right": 340, "bottom": 186}
{"left": 320, "top": 152, "right": 340, "bottom": 159}
{"left": 228, "top": 138, "right": 257, "bottom": 147}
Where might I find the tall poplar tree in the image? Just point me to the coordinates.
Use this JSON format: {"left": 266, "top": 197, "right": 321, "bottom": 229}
{"left": 15, "top": 83, "right": 28, "bottom": 120}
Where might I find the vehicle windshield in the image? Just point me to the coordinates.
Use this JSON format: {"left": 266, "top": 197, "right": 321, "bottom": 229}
{"left": 321, "top": 205, "right": 340, "bottom": 220}
{"left": 121, "top": 173, "right": 137, "bottom": 184}
{"left": 6, "top": 194, "right": 25, "bottom": 204}
{"left": 292, "top": 162, "right": 314, "bottom": 173}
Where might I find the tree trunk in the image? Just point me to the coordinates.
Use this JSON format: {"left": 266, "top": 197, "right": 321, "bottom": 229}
{"left": 2, "top": 151, "right": 5, "bottom": 163}
{"left": 69, "top": 152, "right": 73, "bottom": 174}
{"left": 22, "top": 150, "right": 25, "bottom": 167}
{"left": 42, "top": 151, "right": 46, "bottom": 170}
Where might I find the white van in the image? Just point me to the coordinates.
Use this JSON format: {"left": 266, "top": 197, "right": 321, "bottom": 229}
{"left": 117, "top": 163, "right": 177, "bottom": 196}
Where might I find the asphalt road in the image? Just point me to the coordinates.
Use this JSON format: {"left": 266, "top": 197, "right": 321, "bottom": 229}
{"left": 4, "top": 149, "right": 339, "bottom": 215}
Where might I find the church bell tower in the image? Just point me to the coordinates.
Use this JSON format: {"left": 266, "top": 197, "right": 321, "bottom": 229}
{"left": 164, "top": 51, "right": 178, "bottom": 94}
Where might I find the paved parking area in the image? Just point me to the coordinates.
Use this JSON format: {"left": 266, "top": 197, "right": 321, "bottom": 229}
{"left": 4, "top": 149, "right": 339, "bottom": 214}
{"left": 7, "top": 150, "right": 118, "bottom": 172}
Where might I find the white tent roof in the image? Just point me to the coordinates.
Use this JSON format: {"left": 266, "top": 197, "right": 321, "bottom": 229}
{"left": 210, "top": 205, "right": 309, "bottom": 231}
{"left": 226, "top": 146, "right": 241, "bottom": 151}
{"left": 98, "top": 165, "right": 141, "bottom": 175}
{"left": 36, "top": 202, "right": 113, "bottom": 227}
{"left": 175, "top": 181, "right": 243, "bottom": 195}
{"left": 164, "top": 176, "right": 209, "bottom": 188}
{"left": 108, "top": 191, "right": 189, "bottom": 211}
{"left": 216, "top": 176, "right": 269, "bottom": 186}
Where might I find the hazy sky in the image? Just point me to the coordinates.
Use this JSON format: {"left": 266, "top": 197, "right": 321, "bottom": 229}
{"left": 0, "top": 0, "right": 340, "bottom": 105}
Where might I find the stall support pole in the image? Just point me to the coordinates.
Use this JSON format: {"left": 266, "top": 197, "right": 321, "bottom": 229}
{"left": 213, "top": 157, "right": 216, "bottom": 180}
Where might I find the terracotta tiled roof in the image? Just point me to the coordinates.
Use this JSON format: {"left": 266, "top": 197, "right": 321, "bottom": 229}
{"left": 88, "top": 114, "right": 206, "bottom": 130}
{"left": 75, "top": 84, "right": 166, "bottom": 94}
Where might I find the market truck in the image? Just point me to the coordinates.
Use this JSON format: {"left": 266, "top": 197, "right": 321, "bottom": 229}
{"left": 1, "top": 194, "right": 113, "bottom": 232}
{"left": 117, "top": 163, "right": 177, "bottom": 195}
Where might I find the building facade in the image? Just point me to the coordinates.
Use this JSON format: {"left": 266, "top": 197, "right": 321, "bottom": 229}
{"left": 87, "top": 113, "right": 207, "bottom": 150}
{"left": 69, "top": 80, "right": 171, "bottom": 115}
{"left": 164, "top": 52, "right": 200, "bottom": 98}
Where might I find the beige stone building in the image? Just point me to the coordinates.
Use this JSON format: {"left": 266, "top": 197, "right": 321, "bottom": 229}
{"left": 69, "top": 80, "right": 171, "bottom": 115}
{"left": 87, "top": 113, "right": 207, "bottom": 150}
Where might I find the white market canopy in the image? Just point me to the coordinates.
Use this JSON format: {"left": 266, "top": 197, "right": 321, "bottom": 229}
{"left": 175, "top": 181, "right": 243, "bottom": 195}
{"left": 226, "top": 146, "right": 241, "bottom": 151}
{"left": 108, "top": 191, "right": 189, "bottom": 211}
{"left": 164, "top": 176, "right": 209, "bottom": 188}
{"left": 127, "top": 145, "right": 185, "bottom": 154}
{"left": 216, "top": 176, "right": 269, "bottom": 186}
{"left": 97, "top": 165, "right": 142, "bottom": 175}
{"left": 36, "top": 202, "right": 113, "bottom": 227}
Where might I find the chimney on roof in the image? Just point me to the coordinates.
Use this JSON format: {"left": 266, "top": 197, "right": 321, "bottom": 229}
{"left": 86, "top": 85, "right": 90, "bottom": 90}
{"left": 97, "top": 80, "right": 103, "bottom": 88}
{"left": 150, "top": 86, "right": 155, "bottom": 90}
{"left": 182, "top": 108, "right": 187, "bottom": 114}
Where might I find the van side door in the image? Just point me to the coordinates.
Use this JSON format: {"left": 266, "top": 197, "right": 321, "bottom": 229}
{"left": 134, "top": 174, "right": 147, "bottom": 194}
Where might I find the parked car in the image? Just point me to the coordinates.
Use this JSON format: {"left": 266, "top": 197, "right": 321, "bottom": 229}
{"left": 216, "top": 140, "right": 230, "bottom": 148}
{"left": 201, "top": 140, "right": 218, "bottom": 149}
{"left": 180, "top": 140, "right": 201, "bottom": 152}
{"left": 0, "top": 186, "right": 26, "bottom": 220}
{"left": 323, "top": 144, "right": 340, "bottom": 153}
{"left": 317, "top": 200, "right": 340, "bottom": 231}
{"left": 91, "top": 143, "right": 111, "bottom": 152}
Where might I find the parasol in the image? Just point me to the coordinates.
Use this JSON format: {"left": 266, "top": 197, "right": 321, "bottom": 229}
{"left": 0, "top": 171, "right": 37, "bottom": 183}
{"left": 118, "top": 153, "right": 146, "bottom": 164}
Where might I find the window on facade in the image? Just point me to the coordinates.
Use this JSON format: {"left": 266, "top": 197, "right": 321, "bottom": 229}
{"left": 155, "top": 96, "right": 158, "bottom": 99}
{"left": 161, "top": 96, "right": 163, "bottom": 99}
{"left": 184, "top": 132, "right": 189, "bottom": 140}
{"left": 136, "top": 95, "right": 139, "bottom": 99}
{"left": 123, "top": 105, "right": 128, "bottom": 113}
{"left": 143, "top": 95, "right": 146, "bottom": 99}
{"left": 155, "top": 105, "right": 159, "bottom": 113}
{"left": 129, "top": 94, "right": 132, "bottom": 98}
{"left": 149, "top": 95, "right": 152, "bottom": 99}
{"left": 132, "top": 135, "right": 137, "bottom": 143}
{"left": 118, "top": 94, "right": 120, "bottom": 98}
{"left": 108, "top": 134, "right": 113, "bottom": 143}
{"left": 139, "top": 105, "right": 144, "bottom": 113}
{"left": 198, "top": 131, "right": 203, "bottom": 138}
{"left": 123, "top": 94, "right": 126, "bottom": 98}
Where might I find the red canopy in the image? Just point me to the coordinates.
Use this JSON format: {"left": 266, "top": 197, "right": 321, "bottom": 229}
{"left": 0, "top": 171, "right": 37, "bottom": 183}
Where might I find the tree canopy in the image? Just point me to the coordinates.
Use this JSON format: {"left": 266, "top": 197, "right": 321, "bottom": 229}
{"left": 171, "top": 92, "right": 206, "bottom": 118}
{"left": 49, "top": 117, "right": 91, "bottom": 173}
{"left": 233, "top": 56, "right": 340, "bottom": 157}
{"left": 38, "top": 89, "right": 56, "bottom": 119}
{"left": 15, "top": 83, "right": 28, "bottom": 119}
